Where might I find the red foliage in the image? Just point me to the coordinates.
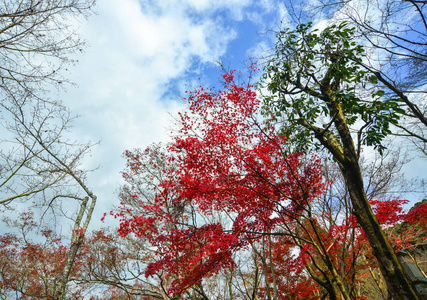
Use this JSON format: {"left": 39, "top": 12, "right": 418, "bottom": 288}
{"left": 406, "top": 202, "right": 427, "bottom": 230}
{"left": 369, "top": 199, "right": 408, "bottom": 225}
{"left": 368, "top": 198, "right": 427, "bottom": 251}
{"left": 0, "top": 217, "right": 148, "bottom": 298}
{"left": 0, "top": 212, "right": 68, "bottom": 299}
{"left": 260, "top": 235, "right": 322, "bottom": 299}
{"left": 115, "top": 73, "right": 422, "bottom": 298}
{"left": 115, "top": 73, "right": 328, "bottom": 296}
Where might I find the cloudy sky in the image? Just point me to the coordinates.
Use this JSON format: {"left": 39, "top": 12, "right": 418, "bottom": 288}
{"left": 59, "top": 0, "right": 290, "bottom": 226}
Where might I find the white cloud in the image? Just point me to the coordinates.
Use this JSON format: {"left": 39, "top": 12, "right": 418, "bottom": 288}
{"left": 66, "top": 0, "right": 241, "bottom": 147}
{"left": 57, "top": 0, "right": 258, "bottom": 225}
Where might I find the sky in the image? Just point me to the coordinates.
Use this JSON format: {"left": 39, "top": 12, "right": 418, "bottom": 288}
{"left": 54, "top": 0, "right": 427, "bottom": 230}
{"left": 58, "top": 0, "right": 290, "bottom": 228}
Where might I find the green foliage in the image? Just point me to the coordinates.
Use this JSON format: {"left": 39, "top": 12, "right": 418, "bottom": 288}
{"left": 260, "top": 21, "right": 405, "bottom": 154}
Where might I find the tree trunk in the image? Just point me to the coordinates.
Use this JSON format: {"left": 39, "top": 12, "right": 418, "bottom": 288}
{"left": 53, "top": 194, "right": 97, "bottom": 299}
{"left": 331, "top": 103, "right": 420, "bottom": 299}
{"left": 340, "top": 161, "right": 420, "bottom": 299}
{"left": 54, "top": 239, "right": 82, "bottom": 299}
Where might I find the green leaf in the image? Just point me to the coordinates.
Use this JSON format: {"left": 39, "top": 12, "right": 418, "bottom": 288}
{"left": 369, "top": 75, "right": 378, "bottom": 84}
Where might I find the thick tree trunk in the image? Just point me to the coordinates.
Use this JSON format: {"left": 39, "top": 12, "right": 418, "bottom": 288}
{"left": 331, "top": 104, "right": 420, "bottom": 299}
{"left": 340, "top": 160, "right": 420, "bottom": 299}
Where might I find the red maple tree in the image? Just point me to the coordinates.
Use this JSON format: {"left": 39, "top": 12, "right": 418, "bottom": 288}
{"left": 115, "top": 72, "right": 328, "bottom": 296}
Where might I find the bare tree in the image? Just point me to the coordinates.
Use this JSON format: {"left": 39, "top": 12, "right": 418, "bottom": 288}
{"left": 0, "top": 0, "right": 97, "bottom": 209}
{"left": 1, "top": 97, "right": 90, "bottom": 205}
{"left": 0, "top": 1, "right": 97, "bottom": 299}
{"left": 0, "top": 0, "right": 95, "bottom": 98}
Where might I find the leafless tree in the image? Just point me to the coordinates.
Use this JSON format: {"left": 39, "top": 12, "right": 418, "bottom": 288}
{"left": 0, "top": 0, "right": 95, "bottom": 98}
{"left": 0, "top": 1, "right": 97, "bottom": 299}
